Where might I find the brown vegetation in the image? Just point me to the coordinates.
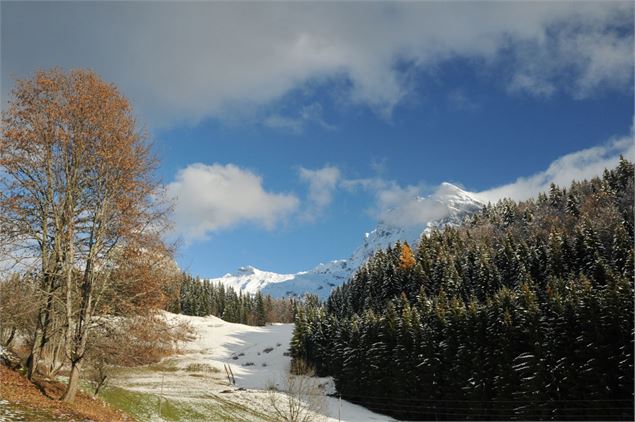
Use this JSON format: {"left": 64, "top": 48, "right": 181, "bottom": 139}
{"left": 0, "top": 364, "right": 133, "bottom": 421}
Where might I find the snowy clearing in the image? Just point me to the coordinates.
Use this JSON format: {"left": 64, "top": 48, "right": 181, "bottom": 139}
{"left": 108, "top": 312, "right": 393, "bottom": 422}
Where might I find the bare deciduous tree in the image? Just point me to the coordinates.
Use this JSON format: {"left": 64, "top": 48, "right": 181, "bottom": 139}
{"left": 0, "top": 273, "right": 37, "bottom": 348}
{"left": 1, "top": 68, "right": 171, "bottom": 402}
{"left": 267, "top": 361, "right": 326, "bottom": 422}
{"left": 84, "top": 314, "right": 192, "bottom": 396}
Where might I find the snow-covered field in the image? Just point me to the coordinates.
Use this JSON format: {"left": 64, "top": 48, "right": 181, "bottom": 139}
{"left": 109, "top": 312, "right": 393, "bottom": 422}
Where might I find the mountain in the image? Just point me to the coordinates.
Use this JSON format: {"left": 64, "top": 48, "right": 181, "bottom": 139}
{"left": 210, "top": 266, "right": 296, "bottom": 293}
{"left": 209, "top": 182, "right": 483, "bottom": 299}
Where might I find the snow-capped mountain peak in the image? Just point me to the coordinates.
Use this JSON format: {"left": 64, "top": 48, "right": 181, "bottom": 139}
{"left": 215, "top": 266, "right": 295, "bottom": 293}
{"left": 433, "top": 182, "right": 482, "bottom": 210}
{"left": 208, "top": 183, "right": 483, "bottom": 299}
{"left": 436, "top": 181, "right": 468, "bottom": 196}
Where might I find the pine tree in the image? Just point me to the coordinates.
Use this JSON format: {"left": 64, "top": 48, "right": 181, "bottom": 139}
{"left": 255, "top": 292, "right": 267, "bottom": 326}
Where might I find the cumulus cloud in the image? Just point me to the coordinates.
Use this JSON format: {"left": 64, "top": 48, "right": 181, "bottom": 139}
{"left": 166, "top": 163, "right": 299, "bottom": 240}
{"left": 343, "top": 177, "right": 451, "bottom": 227}
{"left": 2, "top": 1, "right": 631, "bottom": 126}
{"left": 375, "top": 184, "right": 450, "bottom": 227}
{"left": 476, "top": 132, "right": 635, "bottom": 202}
{"left": 299, "top": 165, "right": 341, "bottom": 220}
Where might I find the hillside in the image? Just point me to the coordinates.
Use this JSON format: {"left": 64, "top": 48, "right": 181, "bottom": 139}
{"left": 292, "top": 159, "right": 635, "bottom": 420}
{"left": 0, "top": 363, "right": 129, "bottom": 422}
{"left": 101, "top": 312, "right": 392, "bottom": 422}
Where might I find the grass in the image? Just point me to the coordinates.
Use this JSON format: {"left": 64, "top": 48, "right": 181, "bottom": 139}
{"left": 99, "top": 385, "right": 215, "bottom": 421}
{"left": 98, "top": 385, "right": 276, "bottom": 422}
{"left": 96, "top": 386, "right": 157, "bottom": 421}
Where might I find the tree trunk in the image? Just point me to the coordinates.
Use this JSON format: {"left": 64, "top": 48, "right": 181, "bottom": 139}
{"left": 25, "top": 348, "right": 38, "bottom": 380}
{"left": 94, "top": 373, "right": 107, "bottom": 396}
{"left": 61, "top": 262, "right": 93, "bottom": 402}
{"left": 3, "top": 327, "right": 16, "bottom": 348}
{"left": 26, "top": 312, "right": 46, "bottom": 380}
{"left": 49, "top": 340, "right": 66, "bottom": 377}
{"left": 27, "top": 270, "right": 57, "bottom": 380}
{"left": 61, "top": 360, "right": 81, "bottom": 402}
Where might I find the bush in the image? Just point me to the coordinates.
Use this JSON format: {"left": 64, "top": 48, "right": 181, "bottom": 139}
{"left": 185, "top": 363, "right": 219, "bottom": 373}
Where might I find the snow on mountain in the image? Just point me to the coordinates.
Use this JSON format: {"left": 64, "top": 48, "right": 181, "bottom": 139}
{"left": 212, "top": 265, "right": 296, "bottom": 293}
{"left": 209, "top": 183, "right": 483, "bottom": 299}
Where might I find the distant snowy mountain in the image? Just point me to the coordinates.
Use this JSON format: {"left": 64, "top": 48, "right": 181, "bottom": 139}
{"left": 208, "top": 183, "right": 483, "bottom": 299}
{"left": 211, "top": 266, "right": 295, "bottom": 293}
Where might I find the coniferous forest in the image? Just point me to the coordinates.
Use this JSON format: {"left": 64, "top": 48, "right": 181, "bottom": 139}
{"left": 291, "top": 159, "right": 634, "bottom": 421}
{"left": 172, "top": 274, "right": 296, "bottom": 325}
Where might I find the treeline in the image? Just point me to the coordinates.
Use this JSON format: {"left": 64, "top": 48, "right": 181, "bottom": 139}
{"left": 170, "top": 274, "right": 296, "bottom": 325}
{"left": 291, "top": 158, "right": 634, "bottom": 420}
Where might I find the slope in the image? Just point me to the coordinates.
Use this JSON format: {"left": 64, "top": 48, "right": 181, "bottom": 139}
{"left": 105, "top": 312, "right": 393, "bottom": 421}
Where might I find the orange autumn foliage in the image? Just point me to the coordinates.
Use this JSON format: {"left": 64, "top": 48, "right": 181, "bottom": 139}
{"left": 399, "top": 242, "right": 416, "bottom": 270}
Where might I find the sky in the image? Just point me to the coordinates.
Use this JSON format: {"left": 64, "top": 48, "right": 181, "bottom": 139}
{"left": 2, "top": 1, "right": 633, "bottom": 277}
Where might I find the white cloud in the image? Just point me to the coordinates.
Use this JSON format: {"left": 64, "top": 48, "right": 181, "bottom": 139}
{"left": 504, "top": 14, "right": 635, "bottom": 98}
{"left": 476, "top": 132, "right": 635, "bottom": 202}
{"left": 371, "top": 181, "right": 484, "bottom": 227}
{"left": 2, "top": 1, "right": 631, "bottom": 126}
{"left": 342, "top": 177, "right": 449, "bottom": 226}
{"left": 571, "top": 31, "right": 634, "bottom": 97}
{"left": 166, "top": 163, "right": 299, "bottom": 240}
{"left": 376, "top": 184, "right": 449, "bottom": 227}
{"left": 299, "top": 165, "right": 341, "bottom": 220}
{"left": 344, "top": 130, "right": 635, "bottom": 225}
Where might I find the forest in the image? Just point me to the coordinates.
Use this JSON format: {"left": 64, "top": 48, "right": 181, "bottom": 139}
{"left": 172, "top": 273, "right": 296, "bottom": 325}
{"left": 291, "top": 158, "right": 634, "bottom": 420}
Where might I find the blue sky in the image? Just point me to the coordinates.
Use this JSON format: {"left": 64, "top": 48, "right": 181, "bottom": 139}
{"left": 2, "top": 1, "right": 633, "bottom": 277}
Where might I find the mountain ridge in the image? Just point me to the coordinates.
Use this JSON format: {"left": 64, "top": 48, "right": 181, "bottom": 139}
{"left": 208, "top": 182, "right": 483, "bottom": 299}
